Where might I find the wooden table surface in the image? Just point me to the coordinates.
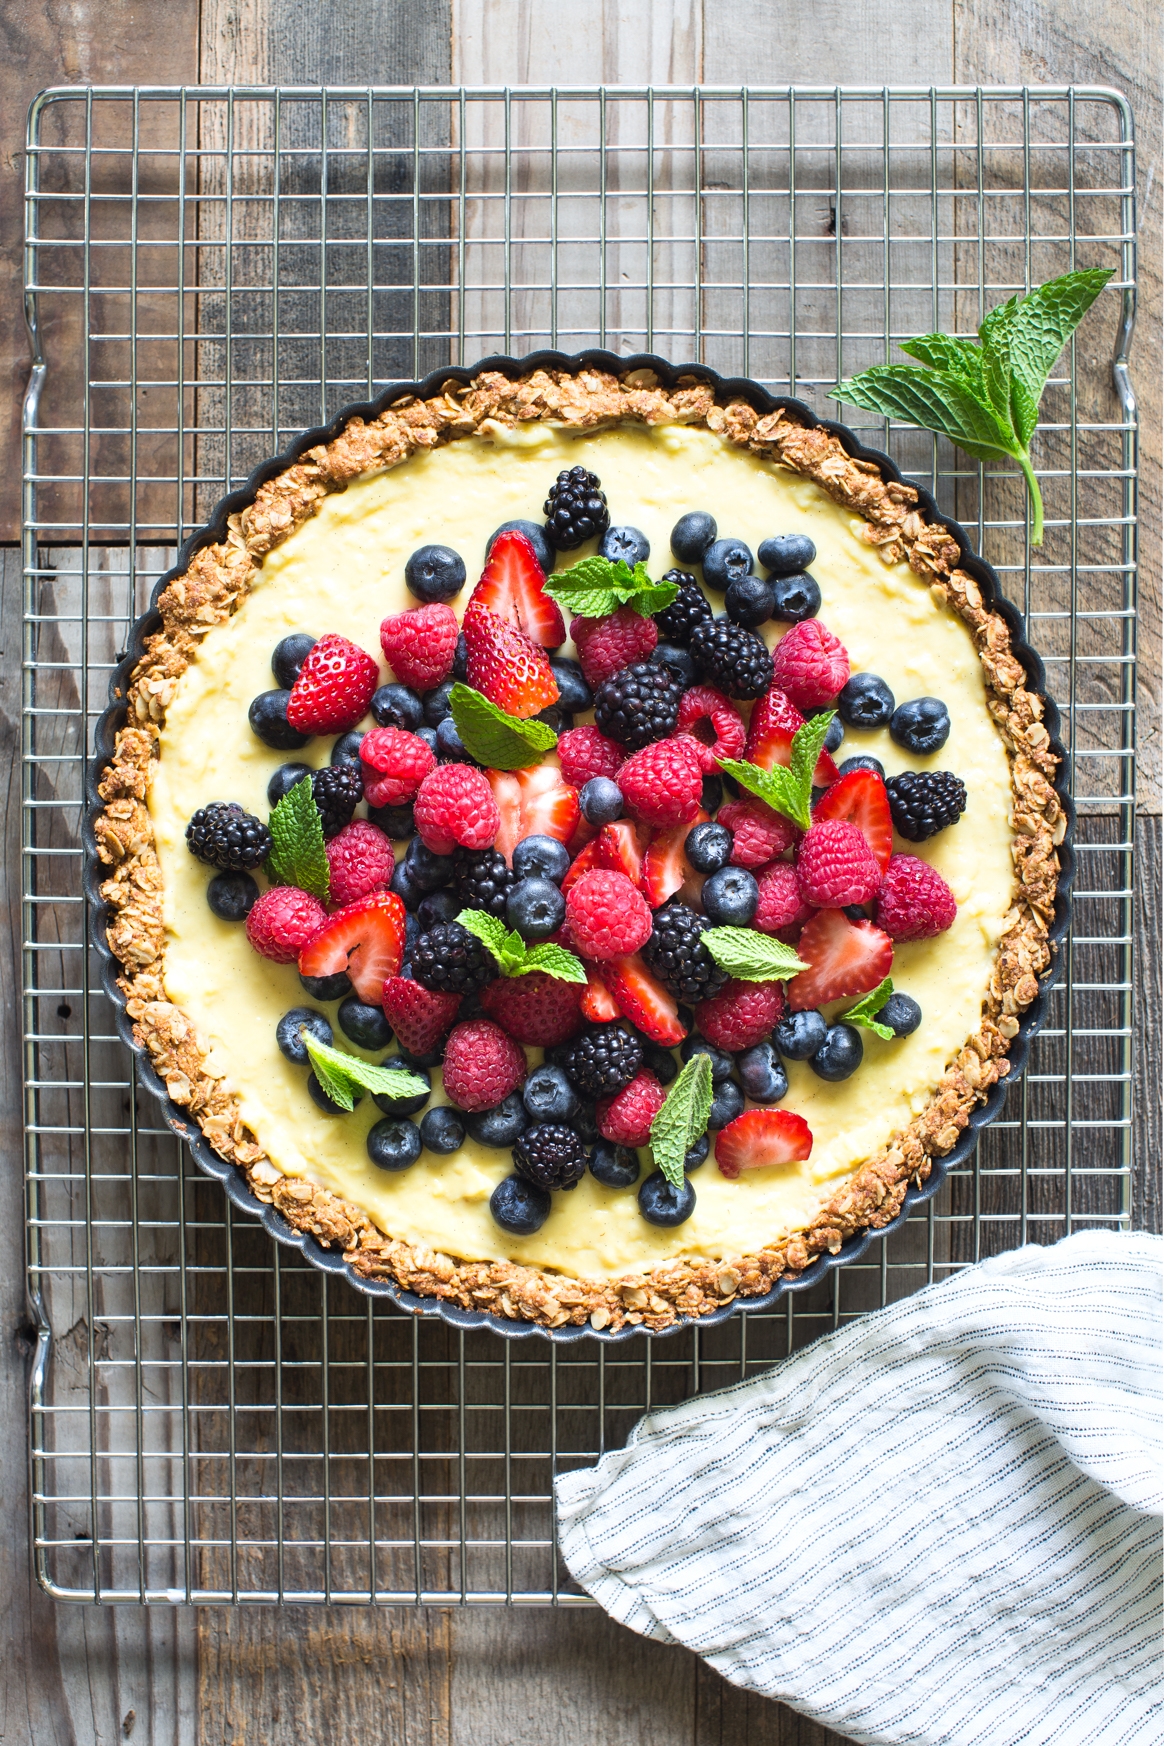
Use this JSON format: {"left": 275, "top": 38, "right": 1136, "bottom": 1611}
{"left": 1, "top": 2, "right": 1158, "bottom": 1742}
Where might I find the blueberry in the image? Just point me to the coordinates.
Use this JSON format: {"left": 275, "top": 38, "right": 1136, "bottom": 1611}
{"left": 708, "top": 1078, "right": 745, "bottom": 1129}
{"left": 549, "top": 657, "right": 592, "bottom": 714}
{"left": 371, "top": 683, "right": 423, "bottom": 732}
{"left": 758, "top": 533, "right": 817, "bottom": 576}
{"left": 523, "top": 1065, "right": 580, "bottom": 1124}
{"left": 307, "top": 1072, "right": 362, "bottom": 1114}
{"left": 512, "top": 834, "right": 571, "bottom": 883}
{"left": 465, "top": 1093, "right": 529, "bottom": 1148}
{"left": 390, "top": 861, "right": 423, "bottom": 911}
{"left": 638, "top": 1170, "right": 696, "bottom": 1226}
{"left": 811, "top": 1023, "right": 864, "bottom": 1081}
{"left": 249, "top": 689, "right": 310, "bottom": 751}
{"left": 680, "top": 1036, "right": 735, "bottom": 1081}
{"left": 838, "top": 673, "right": 896, "bottom": 731}
{"left": 683, "top": 1133, "right": 710, "bottom": 1172}
{"left": 843, "top": 904, "right": 872, "bottom": 921}
{"left": 589, "top": 1142, "right": 641, "bottom": 1189}
{"left": 367, "top": 1116, "right": 423, "bottom": 1170}
{"left": 271, "top": 633, "right": 317, "bottom": 689}
{"left": 575, "top": 1102, "right": 601, "bottom": 1145}
{"left": 436, "top": 716, "right": 473, "bottom": 763}
{"left": 702, "top": 865, "right": 759, "bottom": 926}
{"left": 650, "top": 643, "right": 697, "bottom": 689}
{"left": 404, "top": 913, "right": 421, "bottom": 959}
{"left": 700, "top": 774, "right": 723, "bottom": 813}
{"left": 773, "top": 1009, "right": 828, "bottom": 1061}
{"left": 207, "top": 870, "right": 259, "bottom": 922}
{"left": 736, "top": 1043, "right": 789, "bottom": 1104}
{"left": 599, "top": 525, "right": 650, "bottom": 568}
{"left": 487, "top": 519, "right": 555, "bottom": 576}
{"left": 876, "top": 992, "right": 923, "bottom": 1037}
{"left": 416, "top": 726, "right": 439, "bottom": 756}
{"left": 641, "top": 1042, "right": 678, "bottom": 1085}
{"left": 404, "top": 837, "right": 454, "bottom": 892}
{"left": 337, "top": 996, "right": 393, "bottom": 1051}
{"left": 417, "top": 888, "right": 460, "bottom": 932}
{"left": 330, "top": 731, "right": 364, "bottom": 765}
{"left": 299, "top": 969, "right": 352, "bottom": 1002}
{"left": 579, "top": 777, "right": 624, "bottom": 826}
{"left": 372, "top": 1059, "right": 431, "bottom": 1116}
{"left": 838, "top": 755, "right": 886, "bottom": 780}
{"left": 453, "top": 634, "right": 469, "bottom": 682}
{"left": 724, "top": 575, "right": 775, "bottom": 629}
{"left": 420, "top": 1105, "right": 466, "bottom": 1154}
{"left": 535, "top": 704, "right": 573, "bottom": 734}
{"left": 702, "top": 538, "right": 754, "bottom": 591}
{"left": 506, "top": 876, "right": 565, "bottom": 941}
{"left": 405, "top": 544, "right": 466, "bottom": 603}
{"left": 490, "top": 1174, "right": 551, "bottom": 1234}
{"left": 682, "top": 822, "right": 730, "bottom": 875}
{"left": 267, "top": 761, "right": 313, "bottom": 807}
{"left": 890, "top": 697, "right": 951, "bottom": 757}
{"left": 671, "top": 510, "right": 718, "bottom": 565}
{"left": 422, "top": 681, "right": 456, "bottom": 728}
{"left": 769, "top": 572, "right": 822, "bottom": 623}
{"left": 368, "top": 801, "right": 415, "bottom": 839}
{"left": 396, "top": 1036, "right": 442, "bottom": 1071}
{"left": 276, "top": 1006, "right": 333, "bottom": 1065}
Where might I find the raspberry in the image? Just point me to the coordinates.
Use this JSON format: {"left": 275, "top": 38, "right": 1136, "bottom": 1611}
{"left": 379, "top": 603, "right": 459, "bottom": 691}
{"left": 286, "top": 633, "right": 379, "bottom": 734}
{"left": 875, "top": 854, "right": 957, "bottom": 940}
{"left": 359, "top": 726, "right": 435, "bottom": 808}
{"left": 381, "top": 975, "right": 461, "bottom": 1056}
{"left": 557, "top": 724, "right": 625, "bottom": 787}
{"left": 325, "top": 819, "right": 395, "bottom": 906}
{"left": 245, "top": 886, "right": 328, "bottom": 963}
{"left": 696, "top": 978, "right": 786, "bottom": 1051}
{"left": 596, "top": 1070, "right": 667, "bottom": 1147}
{"left": 770, "top": 619, "right": 851, "bottom": 709}
{"left": 565, "top": 869, "right": 653, "bottom": 961}
{"left": 480, "top": 971, "right": 585, "bottom": 1047}
{"left": 441, "top": 1018, "right": 527, "bottom": 1111}
{"left": 753, "top": 862, "right": 813, "bottom": 936}
{"left": 570, "top": 607, "right": 658, "bottom": 689}
{"left": 795, "top": 819, "right": 882, "bottom": 908}
{"left": 676, "top": 686, "right": 746, "bottom": 773}
{"left": 616, "top": 736, "right": 704, "bottom": 828}
{"left": 718, "top": 797, "right": 799, "bottom": 870}
{"left": 413, "top": 763, "right": 500, "bottom": 854}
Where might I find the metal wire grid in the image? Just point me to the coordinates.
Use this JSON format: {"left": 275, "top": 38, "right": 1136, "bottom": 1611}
{"left": 22, "top": 85, "right": 1137, "bottom": 1604}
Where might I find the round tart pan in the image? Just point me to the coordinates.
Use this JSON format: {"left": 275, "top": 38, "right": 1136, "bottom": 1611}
{"left": 83, "top": 350, "right": 1075, "bottom": 1343}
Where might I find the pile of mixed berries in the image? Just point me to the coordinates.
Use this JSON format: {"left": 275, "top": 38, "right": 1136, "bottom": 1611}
{"left": 186, "top": 463, "right": 967, "bottom": 1237}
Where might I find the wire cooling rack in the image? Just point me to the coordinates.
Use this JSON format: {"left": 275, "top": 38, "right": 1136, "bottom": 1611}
{"left": 22, "top": 85, "right": 1137, "bottom": 1604}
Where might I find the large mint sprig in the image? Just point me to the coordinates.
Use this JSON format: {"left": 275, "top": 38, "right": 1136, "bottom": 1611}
{"left": 266, "top": 773, "right": 330, "bottom": 901}
{"left": 839, "top": 977, "right": 896, "bottom": 1042}
{"left": 449, "top": 683, "right": 558, "bottom": 770}
{"left": 718, "top": 711, "right": 835, "bottom": 833}
{"left": 704, "top": 928, "right": 808, "bottom": 982}
{"left": 650, "top": 1053, "right": 714, "bottom": 1191}
{"left": 831, "top": 268, "right": 1113, "bottom": 546}
{"left": 302, "top": 1032, "right": 429, "bottom": 1113}
{"left": 456, "top": 909, "right": 586, "bottom": 983}
{"left": 542, "top": 555, "right": 678, "bottom": 621}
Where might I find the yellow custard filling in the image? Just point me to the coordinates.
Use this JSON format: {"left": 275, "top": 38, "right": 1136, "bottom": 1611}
{"left": 150, "top": 423, "right": 1015, "bottom": 1279}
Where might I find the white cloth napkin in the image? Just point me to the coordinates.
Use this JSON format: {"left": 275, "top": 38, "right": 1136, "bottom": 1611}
{"left": 555, "top": 1232, "right": 1162, "bottom": 1746}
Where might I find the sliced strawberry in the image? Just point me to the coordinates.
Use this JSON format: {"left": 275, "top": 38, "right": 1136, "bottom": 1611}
{"left": 600, "top": 954, "right": 688, "bottom": 1045}
{"left": 485, "top": 769, "right": 524, "bottom": 863}
{"left": 462, "top": 604, "right": 559, "bottom": 719}
{"left": 813, "top": 769, "right": 893, "bottom": 871}
{"left": 515, "top": 763, "right": 580, "bottom": 847}
{"left": 298, "top": 890, "right": 406, "bottom": 1004}
{"left": 581, "top": 960, "right": 622, "bottom": 1023}
{"left": 469, "top": 529, "right": 565, "bottom": 648}
{"left": 745, "top": 686, "right": 839, "bottom": 786}
{"left": 566, "top": 816, "right": 601, "bottom": 858}
{"left": 716, "top": 1109, "right": 813, "bottom": 1180}
{"left": 597, "top": 818, "right": 645, "bottom": 888}
{"left": 786, "top": 908, "right": 894, "bottom": 1011}
{"left": 641, "top": 809, "right": 709, "bottom": 908}
{"left": 561, "top": 836, "right": 605, "bottom": 895}
{"left": 381, "top": 977, "right": 461, "bottom": 1056}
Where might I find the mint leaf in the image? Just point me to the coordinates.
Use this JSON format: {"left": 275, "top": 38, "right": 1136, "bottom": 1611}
{"left": 650, "top": 1053, "right": 713, "bottom": 1191}
{"left": 302, "top": 1031, "right": 429, "bottom": 1111}
{"left": 835, "top": 365, "right": 1016, "bottom": 461}
{"left": 704, "top": 927, "right": 808, "bottom": 981}
{"left": 718, "top": 714, "right": 827, "bottom": 831}
{"left": 627, "top": 581, "right": 682, "bottom": 617}
{"left": 266, "top": 774, "right": 330, "bottom": 900}
{"left": 999, "top": 268, "right": 1113, "bottom": 404}
{"left": 449, "top": 683, "right": 558, "bottom": 771}
{"left": 791, "top": 712, "right": 836, "bottom": 797}
{"left": 542, "top": 555, "right": 678, "bottom": 622}
{"left": 522, "top": 942, "right": 588, "bottom": 984}
{"left": 456, "top": 908, "right": 585, "bottom": 983}
{"left": 840, "top": 977, "right": 896, "bottom": 1042}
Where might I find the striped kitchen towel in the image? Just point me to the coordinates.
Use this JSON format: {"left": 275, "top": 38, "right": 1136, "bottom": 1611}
{"left": 555, "top": 1231, "right": 1162, "bottom": 1746}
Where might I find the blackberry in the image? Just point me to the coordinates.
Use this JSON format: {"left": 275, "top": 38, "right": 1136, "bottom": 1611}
{"left": 641, "top": 903, "right": 728, "bottom": 1004}
{"left": 543, "top": 465, "right": 609, "bottom": 551}
{"left": 185, "top": 802, "right": 271, "bottom": 872}
{"left": 688, "top": 618, "right": 774, "bottom": 700}
{"left": 452, "top": 847, "right": 516, "bottom": 918}
{"left": 411, "top": 922, "right": 497, "bottom": 995}
{"left": 512, "top": 1123, "right": 589, "bottom": 1191}
{"left": 561, "top": 1024, "right": 643, "bottom": 1099}
{"left": 653, "top": 569, "right": 712, "bottom": 646}
{"left": 885, "top": 770, "right": 967, "bottom": 841}
{"left": 593, "top": 661, "right": 683, "bottom": 749}
{"left": 311, "top": 763, "right": 364, "bottom": 838}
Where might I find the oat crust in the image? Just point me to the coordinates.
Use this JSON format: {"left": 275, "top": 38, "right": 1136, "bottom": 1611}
{"left": 93, "top": 365, "right": 1065, "bottom": 1333}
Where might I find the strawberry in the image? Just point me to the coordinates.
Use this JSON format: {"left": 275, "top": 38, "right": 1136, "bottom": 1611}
{"left": 480, "top": 970, "right": 584, "bottom": 1047}
{"left": 599, "top": 954, "right": 687, "bottom": 1045}
{"left": 715, "top": 1109, "right": 813, "bottom": 1180}
{"left": 641, "top": 809, "right": 709, "bottom": 908}
{"left": 561, "top": 836, "right": 605, "bottom": 895}
{"left": 813, "top": 768, "right": 893, "bottom": 872}
{"left": 485, "top": 769, "right": 524, "bottom": 862}
{"left": 286, "top": 633, "right": 379, "bottom": 735}
{"left": 298, "top": 890, "right": 407, "bottom": 1003}
{"left": 745, "top": 686, "right": 839, "bottom": 787}
{"left": 786, "top": 908, "right": 894, "bottom": 1011}
{"left": 381, "top": 976, "right": 461, "bottom": 1056}
{"left": 597, "top": 818, "right": 645, "bottom": 888}
{"left": 580, "top": 960, "right": 622, "bottom": 1022}
{"left": 462, "top": 605, "right": 559, "bottom": 719}
{"left": 515, "top": 763, "right": 580, "bottom": 848}
{"left": 469, "top": 528, "right": 565, "bottom": 648}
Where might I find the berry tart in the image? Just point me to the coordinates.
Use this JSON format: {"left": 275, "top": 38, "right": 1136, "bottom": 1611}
{"left": 91, "top": 356, "right": 1069, "bottom": 1335}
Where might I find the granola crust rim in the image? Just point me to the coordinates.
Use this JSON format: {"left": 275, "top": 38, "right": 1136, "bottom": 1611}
{"left": 85, "top": 351, "right": 1073, "bottom": 1341}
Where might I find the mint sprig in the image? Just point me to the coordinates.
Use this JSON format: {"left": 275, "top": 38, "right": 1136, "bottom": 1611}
{"left": 718, "top": 711, "right": 835, "bottom": 832}
{"left": 650, "top": 1053, "right": 714, "bottom": 1191}
{"left": 449, "top": 683, "right": 558, "bottom": 770}
{"left": 542, "top": 555, "right": 679, "bottom": 621}
{"left": 704, "top": 928, "right": 808, "bottom": 982}
{"left": 840, "top": 977, "right": 896, "bottom": 1042}
{"left": 456, "top": 908, "right": 587, "bottom": 983}
{"left": 301, "top": 1032, "right": 429, "bottom": 1113}
{"left": 831, "top": 268, "right": 1113, "bottom": 546}
{"left": 266, "top": 774, "right": 330, "bottom": 900}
